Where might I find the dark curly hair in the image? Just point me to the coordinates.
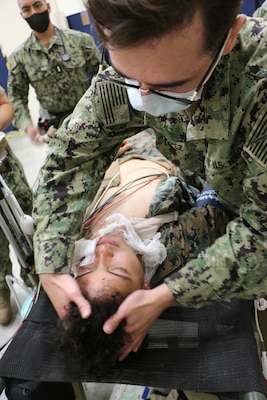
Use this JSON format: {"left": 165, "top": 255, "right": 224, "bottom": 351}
{"left": 58, "top": 292, "right": 130, "bottom": 378}
{"left": 87, "top": 0, "right": 242, "bottom": 54}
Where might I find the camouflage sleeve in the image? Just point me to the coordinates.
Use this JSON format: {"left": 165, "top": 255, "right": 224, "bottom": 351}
{"left": 7, "top": 51, "right": 33, "bottom": 132}
{"left": 253, "top": 1, "right": 267, "bottom": 18}
{"left": 165, "top": 85, "right": 267, "bottom": 308}
{"left": 151, "top": 205, "right": 231, "bottom": 287}
{"left": 149, "top": 23, "right": 267, "bottom": 307}
{"left": 33, "top": 71, "right": 144, "bottom": 274}
{"left": 81, "top": 32, "right": 105, "bottom": 77}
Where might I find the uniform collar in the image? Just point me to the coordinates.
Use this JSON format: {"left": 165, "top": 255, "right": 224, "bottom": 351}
{"left": 25, "top": 26, "right": 63, "bottom": 52}
{"left": 186, "top": 55, "right": 231, "bottom": 141}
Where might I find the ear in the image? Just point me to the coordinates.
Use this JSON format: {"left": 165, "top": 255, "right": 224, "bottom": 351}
{"left": 223, "top": 14, "right": 247, "bottom": 55}
{"left": 47, "top": 2, "right": 51, "bottom": 13}
{"left": 143, "top": 280, "right": 150, "bottom": 290}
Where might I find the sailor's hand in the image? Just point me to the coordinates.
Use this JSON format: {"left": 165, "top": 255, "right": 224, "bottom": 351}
{"left": 26, "top": 124, "right": 39, "bottom": 142}
{"left": 103, "top": 284, "right": 176, "bottom": 360}
{"left": 118, "top": 139, "right": 132, "bottom": 156}
{"left": 39, "top": 273, "right": 91, "bottom": 319}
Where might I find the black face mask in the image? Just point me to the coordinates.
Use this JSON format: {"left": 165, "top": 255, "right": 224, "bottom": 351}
{"left": 25, "top": 9, "right": 50, "bottom": 33}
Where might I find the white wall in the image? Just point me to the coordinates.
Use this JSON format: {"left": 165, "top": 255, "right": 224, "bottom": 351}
{"left": 0, "top": 0, "right": 85, "bottom": 125}
{"left": 0, "top": 0, "right": 76, "bottom": 57}
{"left": 56, "top": 0, "right": 85, "bottom": 17}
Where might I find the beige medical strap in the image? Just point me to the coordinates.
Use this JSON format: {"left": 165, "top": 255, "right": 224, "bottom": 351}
{"left": 131, "top": 212, "right": 179, "bottom": 241}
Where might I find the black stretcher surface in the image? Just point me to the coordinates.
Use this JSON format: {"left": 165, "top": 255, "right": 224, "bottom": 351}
{"left": 0, "top": 291, "right": 266, "bottom": 395}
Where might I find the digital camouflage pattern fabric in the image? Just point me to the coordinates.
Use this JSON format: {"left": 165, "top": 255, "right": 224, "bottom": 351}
{"left": 0, "top": 85, "right": 32, "bottom": 292}
{"left": 80, "top": 129, "right": 231, "bottom": 288}
{"left": 7, "top": 28, "right": 102, "bottom": 132}
{"left": 253, "top": 0, "right": 267, "bottom": 18}
{"left": 33, "top": 16, "right": 267, "bottom": 307}
{"left": 0, "top": 133, "right": 32, "bottom": 291}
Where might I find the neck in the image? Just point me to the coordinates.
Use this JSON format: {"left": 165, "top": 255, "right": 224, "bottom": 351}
{"left": 33, "top": 23, "right": 54, "bottom": 45}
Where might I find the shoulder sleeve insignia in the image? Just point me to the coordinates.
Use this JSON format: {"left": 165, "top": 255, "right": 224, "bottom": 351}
{"left": 96, "top": 80, "right": 130, "bottom": 127}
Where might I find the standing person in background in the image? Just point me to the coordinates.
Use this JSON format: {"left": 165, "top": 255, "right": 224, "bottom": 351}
{"left": 8, "top": 0, "right": 103, "bottom": 142}
{"left": 0, "top": 85, "right": 32, "bottom": 324}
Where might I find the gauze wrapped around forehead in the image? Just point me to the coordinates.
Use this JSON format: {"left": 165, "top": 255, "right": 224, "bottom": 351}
{"left": 72, "top": 213, "right": 167, "bottom": 282}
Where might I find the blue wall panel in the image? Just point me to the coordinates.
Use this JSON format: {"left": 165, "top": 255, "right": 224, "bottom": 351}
{"left": 241, "top": 0, "right": 264, "bottom": 16}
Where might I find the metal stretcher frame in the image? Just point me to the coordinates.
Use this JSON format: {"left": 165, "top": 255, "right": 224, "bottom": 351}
{"left": 0, "top": 158, "right": 36, "bottom": 289}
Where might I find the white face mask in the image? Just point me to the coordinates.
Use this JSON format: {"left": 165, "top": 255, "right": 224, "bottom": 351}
{"left": 126, "top": 80, "right": 203, "bottom": 116}
{"left": 125, "top": 30, "right": 231, "bottom": 117}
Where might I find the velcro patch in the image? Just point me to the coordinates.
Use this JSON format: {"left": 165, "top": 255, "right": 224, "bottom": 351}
{"left": 96, "top": 81, "right": 130, "bottom": 127}
{"left": 244, "top": 111, "right": 267, "bottom": 167}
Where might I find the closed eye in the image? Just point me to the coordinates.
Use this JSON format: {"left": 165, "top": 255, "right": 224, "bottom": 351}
{"left": 75, "top": 271, "right": 92, "bottom": 279}
{"left": 109, "top": 271, "right": 132, "bottom": 280}
{"left": 111, "top": 266, "right": 131, "bottom": 276}
{"left": 75, "top": 265, "right": 95, "bottom": 278}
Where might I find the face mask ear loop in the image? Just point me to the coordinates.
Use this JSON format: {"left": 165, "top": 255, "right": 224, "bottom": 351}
{"left": 189, "top": 30, "right": 232, "bottom": 101}
{"left": 98, "top": 48, "right": 106, "bottom": 73}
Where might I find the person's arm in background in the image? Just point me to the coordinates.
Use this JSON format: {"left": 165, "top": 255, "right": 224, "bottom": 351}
{"left": 7, "top": 51, "right": 37, "bottom": 141}
{"left": 33, "top": 70, "right": 145, "bottom": 319}
{"left": 80, "top": 30, "right": 108, "bottom": 77}
{"left": 0, "top": 87, "right": 14, "bottom": 130}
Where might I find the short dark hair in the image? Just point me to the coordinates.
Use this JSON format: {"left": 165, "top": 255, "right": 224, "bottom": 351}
{"left": 87, "top": 0, "right": 242, "bottom": 53}
{"left": 58, "top": 293, "right": 129, "bottom": 378}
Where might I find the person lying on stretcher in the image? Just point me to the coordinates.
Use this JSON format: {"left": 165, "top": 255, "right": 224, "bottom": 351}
{"left": 59, "top": 130, "right": 231, "bottom": 375}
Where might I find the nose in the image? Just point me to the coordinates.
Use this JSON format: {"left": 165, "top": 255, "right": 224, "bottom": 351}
{"left": 95, "top": 244, "right": 114, "bottom": 259}
{"left": 92, "top": 245, "right": 114, "bottom": 273}
{"left": 26, "top": 8, "right": 35, "bottom": 16}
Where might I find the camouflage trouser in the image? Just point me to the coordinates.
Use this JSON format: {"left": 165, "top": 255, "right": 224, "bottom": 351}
{"left": 0, "top": 143, "right": 32, "bottom": 292}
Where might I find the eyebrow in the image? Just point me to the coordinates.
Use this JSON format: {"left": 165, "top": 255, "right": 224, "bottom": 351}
{"left": 111, "top": 62, "right": 193, "bottom": 89}
{"left": 21, "top": 1, "right": 42, "bottom": 9}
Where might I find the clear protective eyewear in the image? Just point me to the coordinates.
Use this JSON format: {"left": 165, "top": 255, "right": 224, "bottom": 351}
{"left": 98, "top": 33, "right": 229, "bottom": 107}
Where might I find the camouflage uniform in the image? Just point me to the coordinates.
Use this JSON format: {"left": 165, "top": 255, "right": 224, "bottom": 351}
{"left": 0, "top": 87, "right": 32, "bottom": 292}
{"left": 33, "top": 16, "right": 267, "bottom": 307}
{"left": 7, "top": 27, "right": 102, "bottom": 132}
{"left": 253, "top": 1, "right": 267, "bottom": 18}
{"left": 80, "top": 129, "right": 231, "bottom": 288}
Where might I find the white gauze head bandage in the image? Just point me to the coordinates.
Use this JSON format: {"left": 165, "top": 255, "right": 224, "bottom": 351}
{"left": 72, "top": 213, "right": 167, "bottom": 282}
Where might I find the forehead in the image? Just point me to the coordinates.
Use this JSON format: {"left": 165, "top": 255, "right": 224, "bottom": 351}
{"left": 109, "top": 35, "right": 206, "bottom": 86}
{"left": 108, "top": 11, "right": 208, "bottom": 85}
{"left": 18, "top": 0, "right": 46, "bottom": 8}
